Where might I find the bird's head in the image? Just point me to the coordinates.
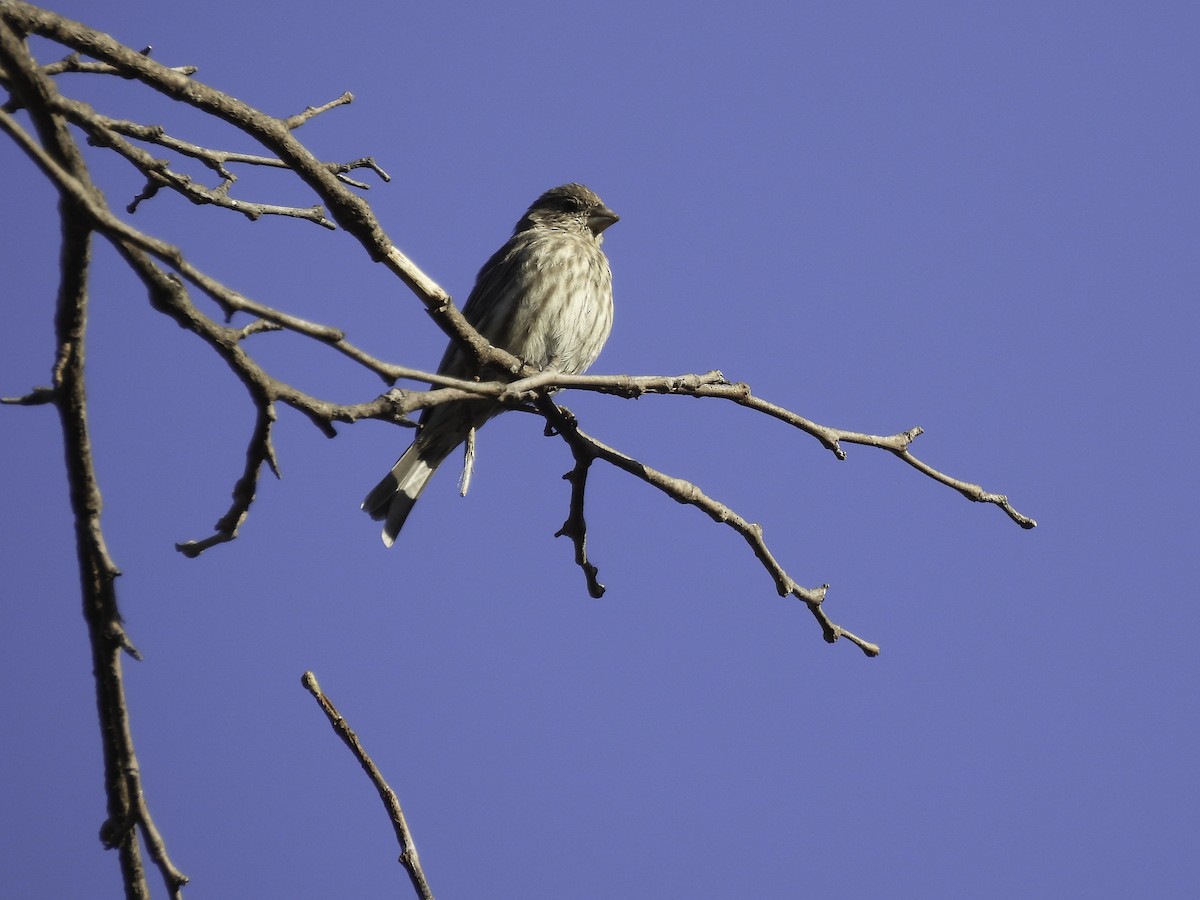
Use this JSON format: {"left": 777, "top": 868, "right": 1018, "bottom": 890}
{"left": 516, "top": 183, "right": 619, "bottom": 238}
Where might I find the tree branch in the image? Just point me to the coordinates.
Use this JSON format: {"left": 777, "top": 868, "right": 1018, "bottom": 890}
{"left": 519, "top": 371, "right": 1038, "bottom": 530}
{"left": 1, "top": 1, "right": 504, "bottom": 371}
{"left": 0, "top": 12, "right": 186, "bottom": 897}
{"left": 301, "top": 672, "right": 434, "bottom": 900}
{"left": 553, "top": 422, "right": 606, "bottom": 599}
{"left": 537, "top": 396, "right": 881, "bottom": 656}
{"left": 3, "top": 0, "right": 1034, "bottom": 670}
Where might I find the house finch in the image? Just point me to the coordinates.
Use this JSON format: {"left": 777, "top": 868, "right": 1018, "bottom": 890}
{"left": 362, "top": 183, "right": 619, "bottom": 546}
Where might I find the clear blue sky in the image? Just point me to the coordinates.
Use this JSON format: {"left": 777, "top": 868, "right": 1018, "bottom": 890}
{"left": 2, "top": 2, "right": 1197, "bottom": 897}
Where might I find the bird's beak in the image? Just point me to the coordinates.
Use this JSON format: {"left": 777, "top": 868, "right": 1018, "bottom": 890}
{"left": 588, "top": 206, "right": 619, "bottom": 235}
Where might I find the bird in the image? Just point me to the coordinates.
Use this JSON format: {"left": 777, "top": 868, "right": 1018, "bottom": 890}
{"left": 362, "top": 183, "right": 619, "bottom": 546}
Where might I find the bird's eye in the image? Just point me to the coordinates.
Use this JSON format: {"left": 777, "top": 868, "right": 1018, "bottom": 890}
{"left": 560, "top": 196, "right": 584, "bottom": 212}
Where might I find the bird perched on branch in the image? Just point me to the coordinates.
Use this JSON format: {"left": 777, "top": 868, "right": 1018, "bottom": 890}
{"left": 362, "top": 183, "right": 619, "bottom": 546}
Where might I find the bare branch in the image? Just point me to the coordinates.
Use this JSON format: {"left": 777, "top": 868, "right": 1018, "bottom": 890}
{"left": 301, "top": 672, "right": 434, "bottom": 900}
{"left": 513, "top": 370, "right": 1038, "bottom": 529}
{"left": 3, "top": 3, "right": 500, "bottom": 359}
{"left": 43, "top": 47, "right": 197, "bottom": 78}
{"left": 10, "top": 66, "right": 377, "bottom": 223}
{"left": 1, "top": 385, "right": 57, "bottom": 404}
{"left": 0, "top": 108, "right": 428, "bottom": 381}
{"left": 0, "top": 14, "right": 187, "bottom": 896}
{"left": 233, "top": 318, "right": 283, "bottom": 340}
{"left": 66, "top": 94, "right": 341, "bottom": 224}
{"left": 280, "top": 91, "right": 354, "bottom": 129}
{"left": 175, "top": 402, "right": 279, "bottom": 557}
{"left": 77, "top": 104, "right": 387, "bottom": 186}
{"left": 536, "top": 396, "right": 880, "bottom": 656}
{"left": 553, "top": 423, "right": 606, "bottom": 599}
{"left": 330, "top": 155, "right": 391, "bottom": 186}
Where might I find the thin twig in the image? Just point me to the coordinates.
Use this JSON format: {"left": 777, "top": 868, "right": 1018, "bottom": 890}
{"left": 301, "top": 672, "right": 433, "bottom": 900}
{"left": 1, "top": 385, "right": 56, "bottom": 404}
{"left": 553, "top": 417, "right": 606, "bottom": 598}
{"left": 281, "top": 92, "right": 353, "bottom": 129}
{"left": 175, "top": 401, "right": 279, "bottom": 557}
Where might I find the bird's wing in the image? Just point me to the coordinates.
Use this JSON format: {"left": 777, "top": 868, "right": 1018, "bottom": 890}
{"left": 434, "top": 234, "right": 532, "bottom": 377}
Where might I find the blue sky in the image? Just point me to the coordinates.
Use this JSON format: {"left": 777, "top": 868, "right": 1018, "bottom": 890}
{"left": 2, "top": 1, "right": 1197, "bottom": 897}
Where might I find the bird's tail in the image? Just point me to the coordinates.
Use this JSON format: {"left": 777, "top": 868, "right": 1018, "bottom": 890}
{"left": 361, "top": 442, "right": 439, "bottom": 547}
